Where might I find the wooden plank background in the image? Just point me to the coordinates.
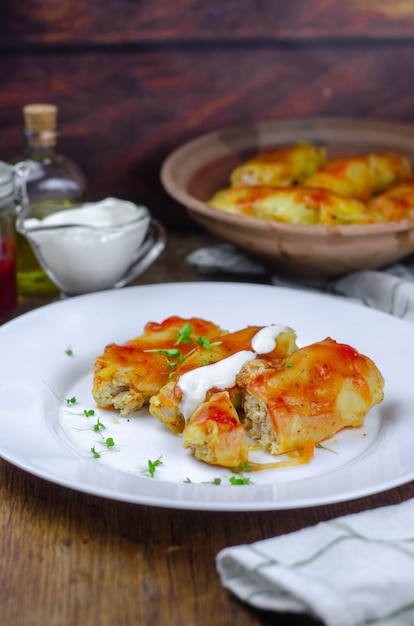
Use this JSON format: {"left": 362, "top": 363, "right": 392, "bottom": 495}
{"left": 2, "top": 0, "right": 414, "bottom": 228}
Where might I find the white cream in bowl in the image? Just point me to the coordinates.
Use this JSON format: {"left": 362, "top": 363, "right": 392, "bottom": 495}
{"left": 20, "top": 197, "right": 151, "bottom": 295}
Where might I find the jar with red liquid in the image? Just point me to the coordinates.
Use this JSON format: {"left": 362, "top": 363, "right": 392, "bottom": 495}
{"left": 0, "top": 161, "right": 18, "bottom": 323}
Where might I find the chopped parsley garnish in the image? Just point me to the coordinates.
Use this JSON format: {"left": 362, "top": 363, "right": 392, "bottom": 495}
{"left": 229, "top": 475, "right": 252, "bottom": 485}
{"left": 232, "top": 461, "right": 253, "bottom": 474}
{"left": 68, "top": 408, "right": 95, "bottom": 417}
{"left": 143, "top": 327, "right": 222, "bottom": 371}
{"left": 145, "top": 348, "right": 182, "bottom": 357}
{"left": 175, "top": 323, "right": 194, "bottom": 345}
{"left": 90, "top": 437, "right": 116, "bottom": 457}
{"left": 143, "top": 347, "right": 186, "bottom": 368}
{"left": 43, "top": 382, "right": 78, "bottom": 406}
{"left": 228, "top": 462, "right": 253, "bottom": 485}
{"left": 196, "top": 336, "right": 222, "bottom": 350}
{"left": 65, "top": 347, "right": 74, "bottom": 357}
{"left": 91, "top": 446, "right": 101, "bottom": 459}
{"left": 316, "top": 443, "right": 338, "bottom": 454}
{"left": 145, "top": 456, "right": 163, "bottom": 478}
{"left": 185, "top": 465, "right": 253, "bottom": 486}
{"left": 93, "top": 418, "right": 106, "bottom": 432}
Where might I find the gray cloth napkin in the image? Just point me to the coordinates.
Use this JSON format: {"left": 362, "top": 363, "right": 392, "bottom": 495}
{"left": 187, "top": 243, "right": 414, "bottom": 324}
{"left": 187, "top": 244, "right": 414, "bottom": 625}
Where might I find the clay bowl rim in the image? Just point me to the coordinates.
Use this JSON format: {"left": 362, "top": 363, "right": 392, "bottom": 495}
{"left": 160, "top": 116, "right": 414, "bottom": 239}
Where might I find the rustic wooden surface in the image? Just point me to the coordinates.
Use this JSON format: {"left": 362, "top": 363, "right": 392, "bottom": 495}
{"left": 4, "top": 0, "right": 414, "bottom": 43}
{"left": 2, "top": 1, "right": 414, "bottom": 228}
{"left": 2, "top": 231, "right": 414, "bottom": 626}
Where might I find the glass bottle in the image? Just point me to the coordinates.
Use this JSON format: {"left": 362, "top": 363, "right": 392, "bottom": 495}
{"left": 14, "top": 103, "right": 87, "bottom": 296}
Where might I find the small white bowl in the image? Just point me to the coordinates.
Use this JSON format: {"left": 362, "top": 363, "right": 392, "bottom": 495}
{"left": 17, "top": 198, "right": 166, "bottom": 296}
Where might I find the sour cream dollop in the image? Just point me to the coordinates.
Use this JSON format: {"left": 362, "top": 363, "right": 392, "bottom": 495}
{"left": 179, "top": 350, "right": 256, "bottom": 421}
{"left": 251, "top": 324, "right": 290, "bottom": 353}
{"left": 178, "top": 324, "right": 291, "bottom": 421}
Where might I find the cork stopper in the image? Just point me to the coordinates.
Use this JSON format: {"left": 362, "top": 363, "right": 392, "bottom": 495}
{"left": 23, "top": 103, "right": 58, "bottom": 147}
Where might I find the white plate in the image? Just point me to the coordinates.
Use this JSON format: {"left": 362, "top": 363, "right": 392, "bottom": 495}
{"left": 0, "top": 282, "right": 411, "bottom": 511}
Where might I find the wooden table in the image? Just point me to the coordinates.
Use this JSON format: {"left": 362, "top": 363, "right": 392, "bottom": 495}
{"left": 2, "top": 232, "right": 414, "bottom": 626}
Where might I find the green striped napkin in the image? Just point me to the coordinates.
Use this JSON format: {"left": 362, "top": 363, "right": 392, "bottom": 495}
{"left": 216, "top": 499, "right": 414, "bottom": 626}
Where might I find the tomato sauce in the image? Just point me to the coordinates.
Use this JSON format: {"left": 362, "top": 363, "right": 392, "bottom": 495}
{"left": 0, "top": 239, "right": 16, "bottom": 322}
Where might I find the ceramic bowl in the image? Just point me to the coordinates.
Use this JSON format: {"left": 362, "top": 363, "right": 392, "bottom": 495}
{"left": 16, "top": 200, "right": 166, "bottom": 296}
{"left": 161, "top": 117, "right": 414, "bottom": 278}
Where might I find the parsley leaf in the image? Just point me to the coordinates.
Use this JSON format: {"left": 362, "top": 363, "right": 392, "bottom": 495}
{"left": 196, "top": 336, "right": 222, "bottom": 350}
{"left": 67, "top": 408, "right": 95, "bottom": 417}
{"left": 145, "top": 348, "right": 182, "bottom": 357}
{"left": 201, "top": 477, "right": 222, "bottom": 485}
{"left": 145, "top": 456, "right": 163, "bottom": 478}
{"left": 229, "top": 475, "right": 252, "bottom": 485}
{"left": 93, "top": 418, "right": 106, "bottom": 432}
{"left": 43, "top": 381, "right": 77, "bottom": 406}
{"left": 175, "top": 323, "right": 194, "bottom": 345}
{"left": 91, "top": 446, "right": 101, "bottom": 459}
{"left": 228, "top": 462, "right": 253, "bottom": 485}
{"left": 316, "top": 443, "right": 338, "bottom": 454}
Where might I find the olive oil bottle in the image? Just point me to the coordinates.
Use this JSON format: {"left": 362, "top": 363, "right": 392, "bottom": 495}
{"left": 14, "top": 103, "right": 87, "bottom": 295}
